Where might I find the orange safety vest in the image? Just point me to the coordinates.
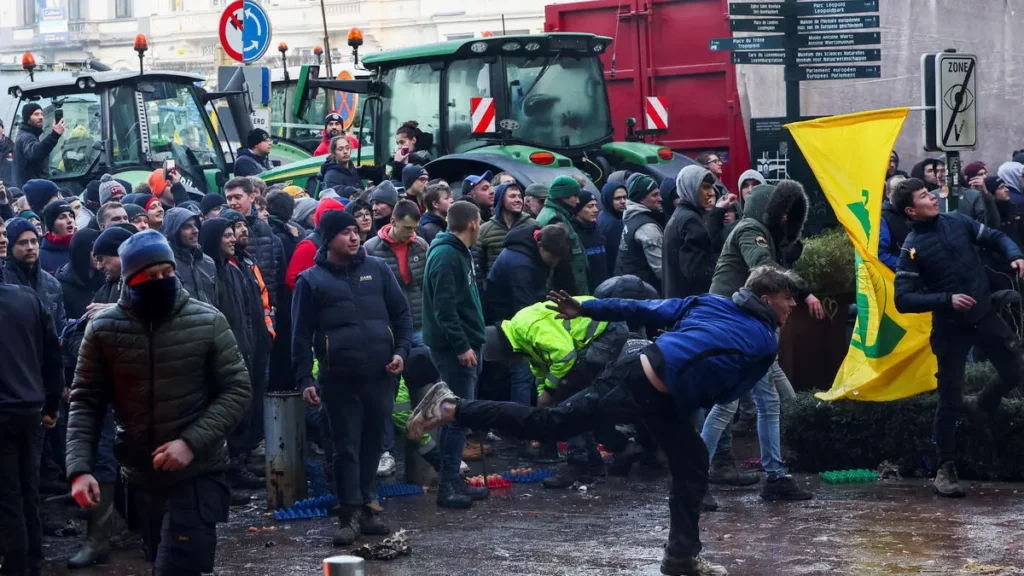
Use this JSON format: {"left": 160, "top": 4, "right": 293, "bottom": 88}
{"left": 233, "top": 257, "right": 275, "bottom": 340}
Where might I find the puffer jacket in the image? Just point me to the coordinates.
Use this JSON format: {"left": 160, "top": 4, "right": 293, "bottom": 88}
{"left": 363, "top": 226, "right": 429, "bottom": 330}
{"left": 895, "top": 212, "right": 1023, "bottom": 325}
{"left": 485, "top": 224, "right": 547, "bottom": 324}
{"left": 319, "top": 158, "right": 362, "bottom": 191}
{"left": 291, "top": 247, "right": 413, "bottom": 390}
{"left": 246, "top": 210, "right": 284, "bottom": 308}
{"left": 663, "top": 165, "right": 728, "bottom": 298}
{"left": 477, "top": 183, "right": 536, "bottom": 280}
{"left": 710, "top": 181, "right": 807, "bottom": 297}
{"left": 537, "top": 198, "right": 589, "bottom": 295}
{"left": 66, "top": 279, "right": 251, "bottom": 488}
{"left": 233, "top": 148, "right": 271, "bottom": 177}
{"left": 13, "top": 122, "right": 61, "bottom": 186}
{"left": 163, "top": 208, "right": 217, "bottom": 305}
{"left": 39, "top": 236, "right": 71, "bottom": 276}
{"left": 3, "top": 257, "right": 66, "bottom": 331}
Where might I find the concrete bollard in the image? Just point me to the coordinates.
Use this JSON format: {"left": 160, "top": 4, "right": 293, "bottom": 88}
{"left": 265, "top": 391, "right": 307, "bottom": 511}
{"left": 323, "top": 555, "right": 365, "bottom": 576}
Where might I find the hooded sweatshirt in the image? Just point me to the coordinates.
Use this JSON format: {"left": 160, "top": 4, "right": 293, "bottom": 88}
{"left": 710, "top": 181, "right": 808, "bottom": 297}
{"left": 735, "top": 169, "right": 767, "bottom": 211}
{"left": 163, "top": 207, "right": 217, "bottom": 305}
{"left": 660, "top": 176, "right": 679, "bottom": 220}
{"left": 199, "top": 218, "right": 263, "bottom": 364}
{"left": 55, "top": 228, "right": 104, "bottom": 320}
{"left": 997, "top": 162, "right": 1024, "bottom": 207}
{"left": 663, "top": 165, "right": 729, "bottom": 298}
{"left": 478, "top": 182, "right": 536, "bottom": 280}
{"left": 484, "top": 224, "right": 549, "bottom": 324}
{"left": 417, "top": 211, "right": 447, "bottom": 245}
{"left": 422, "top": 231, "right": 486, "bottom": 355}
{"left": 598, "top": 182, "right": 626, "bottom": 267}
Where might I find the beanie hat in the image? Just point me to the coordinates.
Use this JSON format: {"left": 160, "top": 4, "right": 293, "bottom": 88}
{"left": 547, "top": 175, "right": 581, "bottom": 200}
{"left": 574, "top": 190, "right": 596, "bottom": 214}
{"left": 118, "top": 229, "right": 176, "bottom": 281}
{"left": 179, "top": 200, "right": 202, "bottom": 216}
{"left": 98, "top": 173, "right": 127, "bottom": 205}
{"left": 220, "top": 209, "right": 245, "bottom": 225}
{"left": 23, "top": 179, "right": 59, "bottom": 214}
{"left": 124, "top": 193, "right": 150, "bottom": 207}
{"left": 324, "top": 112, "right": 343, "bottom": 129}
{"left": 148, "top": 170, "right": 170, "bottom": 197}
{"left": 318, "top": 209, "right": 359, "bottom": 245}
{"left": 314, "top": 197, "right": 345, "bottom": 226}
{"left": 247, "top": 128, "right": 271, "bottom": 149}
{"left": 283, "top": 185, "right": 306, "bottom": 197}
{"left": 85, "top": 179, "right": 102, "bottom": 207}
{"left": 123, "top": 203, "right": 146, "bottom": 222}
{"left": 93, "top": 226, "right": 134, "bottom": 257}
{"left": 17, "top": 209, "right": 40, "bottom": 222}
{"left": 293, "top": 197, "right": 319, "bottom": 225}
{"left": 627, "top": 174, "right": 658, "bottom": 202}
{"left": 963, "top": 162, "right": 987, "bottom": 182}
{"left": 525, "top": 182, "right": 548, "bottom": 199}
{"left": 985, "top": 176, "right": 1006, "bottom": 196}
{"left": 370, "top": 181, "right": 400, "bottom": 208}
{"left": 402, "top": 164, "right": 428, "bottom": 190}
{"left": 22, "top": 103, "right": 42, "bottom": 125}
{"left": 199, "top": 193, "right": 226, "bottom": 216}
{"left": 42, "top": 200, "right": 74, "bottom": 232}
{"left": 5, "top": 217, "right": 38, "bottom": 247}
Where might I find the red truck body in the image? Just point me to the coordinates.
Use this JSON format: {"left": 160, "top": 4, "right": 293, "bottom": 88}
{"left": 545, "top": 0, "right": 749, "bottom": 191}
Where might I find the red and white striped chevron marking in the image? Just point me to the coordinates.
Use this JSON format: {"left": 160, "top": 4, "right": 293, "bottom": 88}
{"left": 471, "top": 97, "right": 496, "bottom": 134}
{"left": 645, "top": 96, "right": 668, "bottom": 130}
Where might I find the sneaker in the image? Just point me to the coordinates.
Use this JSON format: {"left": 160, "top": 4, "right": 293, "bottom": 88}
{"left": 700, "top": 491, "right": 719, "bottom": 512}
{"left": 358, "top": 505, "right": 390, "bottom": 536}
{"left": 437, "top": 480, "right": 473, "bottom": 509}
{"left": 934, "top": 461, "right": 966, "bottom": 498}
{"left": 708, "top": 456, "right": 760, "bottom": 487}
{"left": 759, "top": 475, "right": 813, "bottom": 502}
{"left": 460, "top": 460, "right": 470, "bottom": 475}
{"left": 332, "top": 512, "right": 360, "bottom": 547}
{"left": 408, "top": 382, "right": 457, "bottom": 440}
{"left": 376, "top": 452, "right": 396, "bottom": 478}
{"left": 456, "top": 480, "right": 490, "bottom": 501}
{"left": 543, "top": 463, "right": 592, "bottom": 489}
{"left": 661, "top": 552, "right": 729, "bottom": 576}
{"left": 252, "top": 439, "right": 266, "bottom": 457}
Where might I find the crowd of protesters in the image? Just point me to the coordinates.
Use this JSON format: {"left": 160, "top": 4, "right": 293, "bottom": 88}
{"left": 5, "top": 105, "right": 1023, "bottom": 576}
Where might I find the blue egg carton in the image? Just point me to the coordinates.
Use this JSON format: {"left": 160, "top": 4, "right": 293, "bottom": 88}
{"left": 377, "top": 483, "right": 425, "bottom": 498}
{"left": 272, "top": 507, "right": 331, "bottom": 521}
{"left": 292, "top": 495, "right": 338, "bottom": 512}
{"left": 501, "top": 469, "right": 555, "bottom": 483}
{"left": 306, "top": 460, "right": 332, "bottom": 497}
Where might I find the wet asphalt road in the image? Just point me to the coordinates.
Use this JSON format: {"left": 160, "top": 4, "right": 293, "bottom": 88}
{"left": 41, "top": 456, "right": 1024, "bottom": 576}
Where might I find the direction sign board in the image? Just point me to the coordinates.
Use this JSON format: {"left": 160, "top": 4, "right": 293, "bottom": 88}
{"left": 797, "top": 15, "right": 880, "bottom": 32}
{"left": 732, "top": 51, "right": 785, "bottom": 65}
{"left": 729, "top": 2, "right": 786, "bottom": 17}
{"left": 796, "top": 49, "right": 880, "bottom": 65}
{"left": 709, "top": 35, "right": 786, "bottom": 51}
{"left": 730, "top": 18, "right": 791, "bottom": 33}
{"left": 795, "top": 0, "right": 879, "bottom": 17}
{"left": 218, "top": 0, "right": 273, "bottom": 64}
{"left": 935, "top": 52, "right": 977, "bottom": 151}
{"left": 786, "top": 65, "right": 880, "bottom": 81}
{"left": 798, "top": 31, "right": 880, "bottom": 48}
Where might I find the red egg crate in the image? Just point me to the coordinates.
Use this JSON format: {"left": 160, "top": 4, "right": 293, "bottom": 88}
{"left": 466, "top": 474, "right": 512, "bottom": 489}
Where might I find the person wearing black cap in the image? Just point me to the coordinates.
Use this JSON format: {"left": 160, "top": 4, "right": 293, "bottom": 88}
{"left": 292, "top": 209, "right": 413, "bottom": 546}
{"left": 615, "top": 175, "right": 664, "bottom": 292}
{"left": 90, "top": 225, "right": 135, "bottom": 307}
{"left": 2, "top": 217, "right": 66, "bottom": 331}
{"left": 38, "top": 200, "right": 77, "bottom": 275}
{"left": 314, "top": 112, "right": 346, "bottom": 156}
{"left": 402, "top": 164, "right": 429, "bottom": 209}
{"left": 55, "top": 228, "right": 104, "bottom": 321}
{"left": 572, "top": 189, "right": 610, "bottom": 292}
{"left": 123, "top": 202, "right": 150, "bottom": 231}
{"left": 13, "top": 103, "right": 65, "bottom": 187}
{"left": 200, "top": 193, "right": 226, "bottom": 220}
{"left": 234, "top": 128, "right": 273, "bottom": 177}
{"left": 67, "top": 230, "right": 250, "bottom": 575}
{"left": 22, "top": 178, "right": 60, "bottom": 215}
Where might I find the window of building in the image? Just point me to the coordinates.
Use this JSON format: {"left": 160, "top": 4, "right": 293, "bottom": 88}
{"left": 69, "top": 0, "right": 84, "bottom": 20}
{"left": 22, "top": 0, "right": 38, "bottom": 26}
{"left": 115, "top": 0, "right": 133, "bottom": 19}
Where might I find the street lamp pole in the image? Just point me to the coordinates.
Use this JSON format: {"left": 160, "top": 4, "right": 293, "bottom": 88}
{"left": 319, "top": 0, "right": 333, "bottom": 77}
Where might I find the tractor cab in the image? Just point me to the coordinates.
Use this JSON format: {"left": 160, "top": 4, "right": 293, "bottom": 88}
{"left": 6, "top": 70, "right": 232, "bottom": 193}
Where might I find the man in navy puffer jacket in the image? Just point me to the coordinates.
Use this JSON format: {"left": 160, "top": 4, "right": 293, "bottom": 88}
{"left": 291, "top": 209, "right": 412, "bottom": 547}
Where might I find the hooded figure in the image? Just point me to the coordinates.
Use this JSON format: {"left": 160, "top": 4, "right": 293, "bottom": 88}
{"left": 614, "top": 175, "right": 664, "bottom": 291}
{"left": 199, "top": 218, "right": 263, "bottom": 367}
{"left": 55, "top": 228, "right": 104, "bottom": 319}
{"left": 484, "top": 224, "right": 548, "bottom": 324}
{"left": 997, "top": 161, "right": 1024, "bottom": 208}
{"left": 571, "top": 190, "right": 609, "bottom": 292}
{"left": 477, "top": 182, "right": 536, "bottom": 280}
{"left": 162, "top": 207, "right": 217, "bottom": 304}
{"left": 12, "top": 103, "right": 62, "bottom": 186}
{"left": 598, "top": 181, "right": 626, "bottom": 267}
{"left": 2, "top": 217, "right": 66, "bottom": 330}
{"left": 662, "top": 165, "right": 729, "bottom": 299}
{"left": 659, "top": 176, "right": 679, "bottom": 220}
{"left": 537, "top": 175, "right": 590, "bottom": 295}
{"left": 911, "top": 159, "right": 942, "bottom": 192}
{"left": 710, "top": 180, "right": 808, "bottom": 298}
{"left": 735, "top": 169, "right": 767, "bottom": 211}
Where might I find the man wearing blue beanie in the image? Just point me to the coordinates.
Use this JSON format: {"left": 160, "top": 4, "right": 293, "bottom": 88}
{"left": 67, "top": 227, "right": 250, "bottom": 574}
{"left": 22, "top": 179, "right": 60, "bottom": 215}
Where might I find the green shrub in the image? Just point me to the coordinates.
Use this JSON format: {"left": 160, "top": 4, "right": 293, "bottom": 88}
{"left": 793, "top": 228, "right": 856, "bottom": 294}
{"left": 781, "top": 391, "right": 1024, "bottom": 481}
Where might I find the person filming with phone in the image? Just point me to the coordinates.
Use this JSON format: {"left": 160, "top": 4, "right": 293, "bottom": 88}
{"left": 13, "top": 104, "right": 65, "bottom": 187}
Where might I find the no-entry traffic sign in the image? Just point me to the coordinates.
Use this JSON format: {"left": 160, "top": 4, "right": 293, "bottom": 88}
{"left": 219, "top": 0, "right": 273, "bottom": 64}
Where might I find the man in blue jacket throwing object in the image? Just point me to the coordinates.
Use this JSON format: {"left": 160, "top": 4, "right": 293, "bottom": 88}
{"left": 407, "top": 265, "right": 800, "bottom": 576}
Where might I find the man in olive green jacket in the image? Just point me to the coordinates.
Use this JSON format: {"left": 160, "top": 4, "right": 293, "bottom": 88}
{"left": 66, "top": 230, "right": 250, "bottom": 574}
{"left": 477, "top": 182, "right": 535, "bottom": 280}
{"left": 536, "top": 175, "right": 590, "bottom": 295}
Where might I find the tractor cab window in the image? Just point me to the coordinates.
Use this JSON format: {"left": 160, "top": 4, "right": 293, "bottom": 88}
{"left": 504, "top": 54, "right": 612, "bottom": 149}
{"left": 380, "top": 63, "right": 440, "bottom": 159}
{"left": 446, "top": 59, "right": 492, "bottom": 154}
{"left": 270, "top": 80, "right": 330, "bottom": 153}
{"left": 139, "top": 82, "right": 223, "bottom": 175}
{"left": 15, "top": 94, "right": 102, "bottom": 180}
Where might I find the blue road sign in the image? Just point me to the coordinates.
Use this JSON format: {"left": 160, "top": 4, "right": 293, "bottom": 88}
{"left": 242, "top": 0, "right": 272, "bottom": 64}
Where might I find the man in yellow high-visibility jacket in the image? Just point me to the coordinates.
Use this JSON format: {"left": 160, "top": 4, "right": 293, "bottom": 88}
{"left": 483, "top": 297, "right": 627, "bottom": 488}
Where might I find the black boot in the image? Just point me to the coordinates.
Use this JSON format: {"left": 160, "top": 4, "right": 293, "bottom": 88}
{"left": 332, "top": 509, "right": 360, "bottom": 546}
{"left": 699, "top": 491, "right": 719, "bottom": 512}
{"left": 543, "top": 462, "right": 592, "bottom": 489}
{"left": 67, "top": 484, "right": 115, "bottom": 568}
{"left": 437, "top": 480, "right": 472, "bottom": 509}
{"left": 228, "top": 458, "right": 264, "bottom": 490}
{"left": 456, "top": 478, "right": 490, "bottom": 501}
{"left": 708, "top": 453, "right": 760, "bottom": 486}
{"left": 661, "top": 550, "right": 729, "bottom": 576}
{"left": 933, "top": 461, "right": 966, "bottom": 498}
{"left": 358, "top": 505, "right": 390, "bottom": 536}
{"left": 759, "top": 475, "right": 813, "bottom": 502}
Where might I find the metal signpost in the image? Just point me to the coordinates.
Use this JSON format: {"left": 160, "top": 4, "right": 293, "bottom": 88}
{"left": 921, "top": 49, "right": 979, "bottom": 208}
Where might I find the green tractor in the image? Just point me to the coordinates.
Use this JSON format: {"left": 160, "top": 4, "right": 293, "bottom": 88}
{"left": 259, "top": 33, "right": 697, "bottom": 193}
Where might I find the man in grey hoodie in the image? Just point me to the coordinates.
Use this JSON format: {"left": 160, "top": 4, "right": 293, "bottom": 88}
{"left": 162, "top": 207, "right": 217, "bottom": 305}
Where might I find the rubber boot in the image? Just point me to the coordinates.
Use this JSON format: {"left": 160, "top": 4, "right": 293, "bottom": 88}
{"left": 332, "top": 509, "right": 360, "bottom": 546}
{"left": 358, "top": 505, "right": 390, "bottom": 536}
{"left": 437, "top": 479, "right": 472, "bottom": 509}
{"left": 67, "top": 484, "right": 115, "bottom": 568}
{"left": 708, "top": 453, "right": 759, "bottom": 486}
